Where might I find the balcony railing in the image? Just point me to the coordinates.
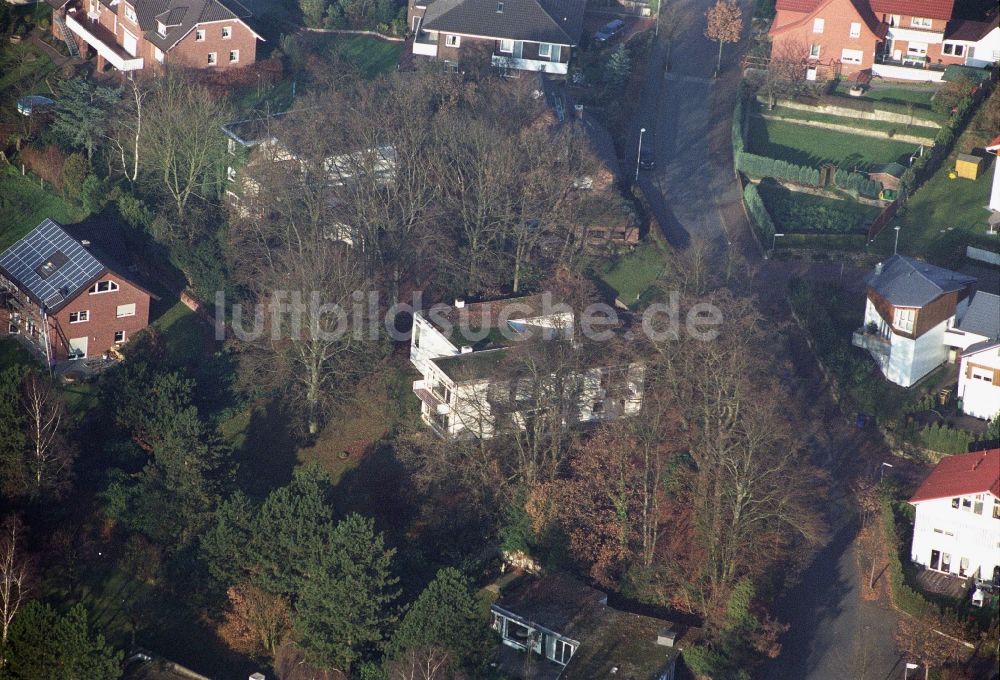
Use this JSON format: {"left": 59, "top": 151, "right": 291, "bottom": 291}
{"left": 64, "top": 12, "right": 144, "bottom": 71}
{"left": 852, "top": 329, "right": 891, "bottom": 360}
{"left": 412, "top": 30, "right": 437, "bottom": 57}
{"left": 491, "top": 54, "right": 568, "bottom": 75}
{"left": 875, "top": 54, "right": 947, "bottom": 72}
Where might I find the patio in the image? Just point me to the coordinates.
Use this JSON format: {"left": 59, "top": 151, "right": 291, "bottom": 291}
{"left": 916, "top": 568, "right": 970, "bottom": 601}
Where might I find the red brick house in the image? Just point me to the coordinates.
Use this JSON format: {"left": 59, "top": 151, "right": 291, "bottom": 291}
{"left": 769, "top": 0, "right": 966, "bottom": 81}
{"left": 0, "top": 219, "right": 152, "bottom": 364}
{"left": 46, "top": 0, "right": 262, "bottom": 74}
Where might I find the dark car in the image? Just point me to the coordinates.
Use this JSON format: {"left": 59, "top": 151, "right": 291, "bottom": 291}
{"left": 639, "top": 142, "right": 655, "bottom": 171}
{"left": 593, "top": 19, "right": 626, "bottom": 45}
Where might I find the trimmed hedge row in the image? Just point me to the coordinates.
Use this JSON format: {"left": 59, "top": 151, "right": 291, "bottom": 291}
{"left": 738, "top": 152, "right": 822, "bottom": 186}
{"left": 743, "top": 182, "right": 776, "bottom": 241}
{"left": 881, "top": 495, "right": 938, "bottom": 619}
{"left": 919, "top": 422, "right": 977, "bottom": 454}
{"left": 834, "top": 169, "right": 881, "bottom": 198}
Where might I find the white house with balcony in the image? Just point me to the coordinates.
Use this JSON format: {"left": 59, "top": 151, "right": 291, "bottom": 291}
{"left": 409, "top": 294, "right": 643, "bottom": 438}
{"left": 909, "top": 448, "right": 1000, "bottom": 589}
{"left": 852, "top": 255, "right": 1000, "bottom": 388}
{"left": 407, "top": 0, "right": 585, "bottom": 75}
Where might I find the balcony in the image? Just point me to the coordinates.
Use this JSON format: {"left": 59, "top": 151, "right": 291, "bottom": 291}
{"left": 492, "top": 54, "right": 568, "bottom": 75}
{"left": 413, "top": 379, "right": 449, "bottom": 415}
{"left": 413, "top": 30, "right": 437, "bottom": 57}
{"left": 64, "top": 11, "right": 144, "bottom": 71}
{"left": 873, "top": 54, "right": 945, "bottom": 81}
{"left": 852, "top": 328, "right": 891, "bottom": 362}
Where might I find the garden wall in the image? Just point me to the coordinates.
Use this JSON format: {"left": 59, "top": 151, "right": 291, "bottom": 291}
{"left": 966, "top": 245, "right": 1000, "bottom": 266}
{"left": 766, "top": 97, "right": 941, "bottom": 128}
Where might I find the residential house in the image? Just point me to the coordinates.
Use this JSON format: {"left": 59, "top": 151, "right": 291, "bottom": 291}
{"left": 491, "top": 573, "right": 683, "bottom": 680}
{"left": 987, "top": 134, "right": 1000, "bottom": 213}
{"left": 943, "top": 11, "right": 1000, "bottom": 68}
{"left": 47, "top": 0, "right": 262, "bottom": 74}
{"left": 909, "top": 448, "right": 1000, "bottom": 587}
{"left": 852, "top": 255, "right": 1000, "bottom": 388}
{"left": 408, "top": 0, "right": 586, "bottom": 75}
{"left": 769, "top": 0, "right": 887, "bottom": 80}
{"left": 0, "top": 219, "right": 152, "bottom": 363}
{"left": 769, "top": 0, "right": 988, "bottom": 81}
{"left": 958, "top": 341, "right": 1000, "bottom": 421}
{"left": 409, "top": 294, "right": 644, "bottom": 438}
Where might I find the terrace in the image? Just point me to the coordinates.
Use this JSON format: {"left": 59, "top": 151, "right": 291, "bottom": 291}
{"left": 873, "top": 54, "right": 946, "bottom": 82}
{"left": 61, "top": 2, "right": 143, "bottom": 71}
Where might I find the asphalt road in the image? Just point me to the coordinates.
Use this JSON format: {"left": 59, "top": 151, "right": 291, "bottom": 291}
{"left": 626, "top": 2, "right": 904, "bottom": 677}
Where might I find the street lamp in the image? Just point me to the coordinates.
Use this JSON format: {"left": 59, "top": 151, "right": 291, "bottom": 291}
{"left": 880, "top": 461, "right": 894, "bottom": 483}
{"left": 904, "top": 662, "right": 919, "bottom": 680}
{"left": 635, "top": 127, "right": 646, "bottom": 182}
{"left": 893, "top": 225, "right": 901, "bottom": 254}
{"left": 764, "top": 232, "right": 785, "bottom": 259}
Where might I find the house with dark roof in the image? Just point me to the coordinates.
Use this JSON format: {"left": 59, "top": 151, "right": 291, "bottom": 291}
{"left": 408, "top": 0, "right": 586, "bottom": 74}
{"left": 409, "top": 294, "right": 643, "bottom": 438}
{"left": 0, "top": 219, "right": 152, "bottom": 363}
{"left": 46, "top": 0, "right": 262, "bottom": 74}
{"left": 769, "top": 0, "right": 975, "bottom": 81}
{"left": 490, "top": 573, "right": 684, "bottom": 680}
{"left": 909, "top": 448, "right": 1000, "bottom": 588}
{"left": 958, "top": 340, "right": 1000, "bottom": 421}
{"left": 851, "top": 255, "right": 1000, "bottom": 387}
{"left": 943, "top": 10, "right": 1000, "bottom": 68}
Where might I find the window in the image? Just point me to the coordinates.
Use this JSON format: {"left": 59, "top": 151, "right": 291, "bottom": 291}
{"left": 961, "top": 497, "right": 973, "bottom": 512}
{"left": 952, "top": 497, "right": 960, "bottom": 508}
{"left": 114, "top": 330, "right": 125, "bottom": 343}
{"left": 116, "top": 303, "right": 136, "bottom": 318}
{"left": 154, "top": 46, "right": 164, "bottom": 63}
{"left": 157, "top": 20, "right": 166, "bottom": 36}
{"left": 496, "top": 1, "right": 503, "bottom": 11}
{"left": 69, "top": 310, "right": 89, "bottom": 323}
{"left": 813, "top": 17, "right": 824, "bottom": 33}
{"left": 229, "top": 49, "right": 239, "bottom": 63}
{"left": 499, "top": 38, "right": 514, "bottom": 53}
{"left": 849, "top": 22, "right": 861, "bottom": 38}
{"left": 892, "top": 308, "right": 915, "bottom": 333}
{"left": 207, "top": 51, "right": 217, "bottom": 65}
{"left": 90, "top": 281, "right": 119, "bottom": 294}
{"left": 195, "top": 29, "right": 205, "bottom": 41}
{"left": 974, "top": 495, "right": 984, "bottom": 515}
{"left": 221, "top": 26, "right": 231, "bottom": 39}
{"left": 971, "top": 367, "right": 994, "bottom": 383}
{"left": 841, "top": 48, "right": 863, "bottom": 64}
{"left": 994, "top": 498, "right": 1000, "bottom": 520}
{"left": 538, "top": 42, "right": 552, "bottom": 58}
{"left": 943, "top": 43, "right": 965, "bottom": 56}
{"left": 124, "top": 4, "right": 137, "bottom": 22}
{"left": 445, "top": 34, "right": 460, "bottom": 48}
{"left": 910, "top": 16, "right": 932, "bottom": 28}
{"left": 552, "top": 639, "right": 575, "bottom": 665}
{"left": 809, "top": 43, "right": 821, "bottom": 59}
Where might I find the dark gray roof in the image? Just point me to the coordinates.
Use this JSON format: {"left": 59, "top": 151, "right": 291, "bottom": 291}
{"left": 422, "top": 0, "right": 586, "bottom": 45}
{"left": 956, "top": 291, "right": 1000, "bottom": 338}
{"left": 870, "top": 162, "right": 906, "bottom": 178}
{"left": 867, "top": 255, "right": 977, "bottom": 308}
{"left": 144, "top": 0, "right": 256, "bottom": 52}
{"left": 964, "top": 339, "right": 1000, "bottom": 356}
{"left": 0, "top": 219, "right": 106, "bottom": 313}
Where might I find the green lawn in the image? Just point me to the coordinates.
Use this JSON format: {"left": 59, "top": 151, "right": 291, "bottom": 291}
{"left": 747, "top": 115, "right": 920, "bottom": 170}
{"left": 153, "top": 301, "right": 214, "bottom": 363}
{"left": 874, "top": 153, "right": 997, "bottom": 263}
{"left": 306, "top": 34, "right": 402, "bottom": 79}
{"left": 0, "top": 167, "right": 89, "bottom": 249}
{"left": 769, "top": 105, "right": 939, "bottom": 140}
{"left": 598, "top": 241, "right": 667, "bottom": 305}
{"left": 0, "top": 41, "right": 58, "bottom": 95}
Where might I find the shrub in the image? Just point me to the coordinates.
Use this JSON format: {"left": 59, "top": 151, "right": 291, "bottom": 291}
{"left": 834, "top": 169, "right": 880, "bottom": 198}
{"left": 80, "top": 175, "right": 105, "bottom": 214}
{"left": 114, "top": 190, "right": 153, "bottom": 230}
{"left": 881, "top": 495, "right": 938, "bottom": 619}
{"left": 919, "top": 423, "right": 976, "bottom": 454}
{"left": 62, "top": 153, "right": 89, "bottom": 200}
{"left": 19, "top": 145, "right": 69, "bottom": 191}
{"left": 743, "top": 182, "right": 776, "bottom": 241}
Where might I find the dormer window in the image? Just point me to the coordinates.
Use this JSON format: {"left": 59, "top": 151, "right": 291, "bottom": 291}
{"left": 496, "top": 1, "right": 503, "bottom": 12}
{"left": 124, "top": 4, "right": 137, "bottom": 22}
{"left": 910, "top": 17, "right": 932, "bottom": 29}
{"left": 157, "top": 20, "right": 166, "bottom": 36}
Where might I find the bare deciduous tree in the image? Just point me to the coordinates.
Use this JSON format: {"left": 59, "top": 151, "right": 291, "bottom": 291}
{"left": 20, "top": 370, "right": 74, "bottom": 499}
{"left": 0, "top": 516, "right": 31, "bottom": 651}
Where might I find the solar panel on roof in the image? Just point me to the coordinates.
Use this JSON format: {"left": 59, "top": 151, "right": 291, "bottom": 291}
{"left": 0, "top": 218, "right": 106, "bottom": 312}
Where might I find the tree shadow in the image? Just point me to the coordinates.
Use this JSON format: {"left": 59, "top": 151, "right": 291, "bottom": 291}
{"left": 233, "top": 401, "right": 299, "bottom": 500}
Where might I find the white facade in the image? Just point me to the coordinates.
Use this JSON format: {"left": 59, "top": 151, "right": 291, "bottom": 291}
{"left": 911, "top": 493, "right": 1000, "bottom": 584}
{"left": 961, "top": 26, "right": 1000, "bottom": 68}
{"left": 958, "top": 345, "right": 1000, "bottom": 420}
{"left": 859, "top": 297, "right": 953, "bottom": 387}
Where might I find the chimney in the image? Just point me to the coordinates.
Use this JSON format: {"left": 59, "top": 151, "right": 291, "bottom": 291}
{"left": 656, "top": 627, "right": 678, "bottom": 648}
{"left": 461, "top": 345, "right": 473, "bottom": 354}
{"left": 455, "top": 299, "right": 465, "bottom": 309}
{"left": 574, "top": 103, "right": 584, "bottom": 119}
{"left": 874, "top": 262, "right": 883, "bottom": 276}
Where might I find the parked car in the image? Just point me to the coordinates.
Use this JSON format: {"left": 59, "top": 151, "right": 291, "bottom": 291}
{"left": 16, "top": 95, "right": 54, "bottom": 116}
{"left": 593, "top": 19, "right": 625, "bottom": 46}
{"left": 639, "top": 141, "right": 655, "bottom": 171}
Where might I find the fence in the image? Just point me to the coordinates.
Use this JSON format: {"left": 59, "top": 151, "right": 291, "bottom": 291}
{"left": 866, "top": 199, "right": 900, "bottom": 242}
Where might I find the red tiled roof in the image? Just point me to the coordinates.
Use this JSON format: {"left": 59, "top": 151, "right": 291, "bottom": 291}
{"left": 775, "top": 0, "right": 824, "bottom": 12}
{"left": 910, "top": 448, "right": 1000, "bottom": 503}
{"left": 869, "top": 0, "right": 955, "bottom": 21}
{"left": 987, "top": 134, "right": 1000, "bottom": 152}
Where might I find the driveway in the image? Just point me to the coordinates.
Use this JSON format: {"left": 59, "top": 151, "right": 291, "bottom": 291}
{"left": 625, "top": 1, "right": 903, "bottom": 676}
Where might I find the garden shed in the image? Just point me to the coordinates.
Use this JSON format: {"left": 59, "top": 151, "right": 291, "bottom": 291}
{"left": 955, "top": 153, "right": 984, "bottom": 180}
{"left": 868, "top": 162, "right": 906, "bottom": 191}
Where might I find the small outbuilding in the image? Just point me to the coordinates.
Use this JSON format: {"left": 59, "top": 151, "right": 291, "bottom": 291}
{"left": 867, "top": 162, "right": 906, "bottom": 192}
{"left": 955, "top": 153, "right": 984, "bottom": 180}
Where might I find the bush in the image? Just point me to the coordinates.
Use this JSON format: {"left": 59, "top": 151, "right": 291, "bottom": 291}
{"left": 881, "top": 495, "right": 938, "bottom": 619}
{"left": 62, "top": 153, "right": 89, "bottom": 200}
{"left": 79, "top": 175, "right": 105, "bottom": 214}
{"left": 113, "top": 189, "right": 153, "bottom": 230}
{"left": 834, "top": 169, "right": 880, "bottom": 198}
{"left": 737, "top": 152, "right": 819, "bottom": 186}
{"left": 919, "top": 423, "right": 976, "bottom": 454}
{"left": 19, "top": 145, "right": 69, "bottom": 191}
{"left": 743, "top": 182, "right": 776, "bottom": 241}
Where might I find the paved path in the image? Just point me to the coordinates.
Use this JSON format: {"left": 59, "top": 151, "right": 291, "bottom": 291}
{"left": 624, "top": 2, "right": 904, "bottom": 677}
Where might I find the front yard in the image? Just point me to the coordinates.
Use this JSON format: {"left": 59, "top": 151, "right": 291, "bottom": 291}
{"left": 298, "top": 33, "right": 403, "bottom": 79}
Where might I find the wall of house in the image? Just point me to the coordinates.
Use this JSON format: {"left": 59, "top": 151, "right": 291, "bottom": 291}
{"left": 895, "top": 318, "right": 950, "bottom": 387}
{"left": 914, "top": 290, "right": 959, "bottom": 337}
{"left": 968, "top": 28, "right": 1000, "bottom": 67}
{"left": 50, "top": 271, "right": 150, "bottom": 361}
{"left": 911, "top": 493, "right": 1000, "bottom": 581}
{"left": 166, "top": 20, "right": 258, "bottom": 70}
{"left": 770, "top": 0, "right": 882, "bottom": 72}
{"left": 410, "top": 313, "right": 460, "bottom": 376}
{"left": 958, "top": 351, "right": 1000, "bottom": 420}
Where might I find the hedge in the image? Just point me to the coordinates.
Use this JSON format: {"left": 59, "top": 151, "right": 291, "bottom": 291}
{"left": 919, "top": 422, "right": 976, "bottom": 454}
{"left": 834, "top": 169, "right": 881, "bottom": 198}
{"left": 777, "top": 233, "right": 867, "bottom": 249}
{"left": 743, "top": 182, "right": 776, "bottom": 241}
{"left": 881, "top": 495, "right": 938, "bottom": 620}
{"left": 738, "top": 152, "right": 821, "bottom": 186}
